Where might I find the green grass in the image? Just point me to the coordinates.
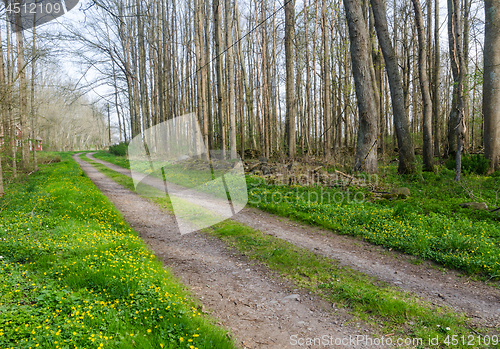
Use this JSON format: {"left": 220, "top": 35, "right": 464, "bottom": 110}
{"left": 93, "top": 150, "right": 131, "bottom": 169}
{"left": 0, "top": 154, "right": 236, "bottom": 349}
{"left": 80, "top": 153, "right": 499, "bottom": 348}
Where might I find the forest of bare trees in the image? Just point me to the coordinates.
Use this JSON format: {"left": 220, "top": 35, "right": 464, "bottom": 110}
{"left": 1, "top": 0, "right": 499, "bottom": 195}
{"left": 0, "top": 2, "right": 109, "bottom": 195}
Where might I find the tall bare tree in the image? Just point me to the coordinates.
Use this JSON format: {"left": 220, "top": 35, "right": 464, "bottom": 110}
{"left": 343, "top": 0, "right": 378, "bottom": 173}
{"left": 412, "top": 0, "right": 434, "bottom": 172}
{"left": 14, "top": 1, "right": 28, "bottom": 170}
{"left": 433, "top": 0, "right": 441, "bottom": 157}
{"left": 483, "top": 0, "right": 500, "bottom": 172}
{"left": 5, "top": 13, "right": 16, "bottom": 178}
{"left": 285, "top": 0, "right": 296, "bottom": 158}
{"left": 31, "top": 10, "right": 38, "bottom": 171}
{"left": 370, "top": 0, "right": 416, "bottom": 174}
{"left": 213, "top": 0, "right": 226, "bottom": 159}
{"left": 321, "top": 0, "right": 331, "bottom": 158}
{"left": 0, "top": 20, "right": 5, "bottom": 196}
{"left": 448, "top": 0, "right": 465, "bottom": 181}
{"left": 226, "top": 0, "right": 237, "bottom": 159}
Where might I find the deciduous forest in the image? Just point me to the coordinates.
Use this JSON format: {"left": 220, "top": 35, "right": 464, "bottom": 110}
{"left": 1, "top": 0, "right": 499, "bottom": 185}
{"left": 1, "top": 1, "right": 500, "bottom": 348}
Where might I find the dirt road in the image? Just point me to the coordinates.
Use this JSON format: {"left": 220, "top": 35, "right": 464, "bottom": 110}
{"left": 75, "top": 153, "right": 375, "bottom": 349}
{"left": 76, "top": 153, "right": 500, "bottom": 347}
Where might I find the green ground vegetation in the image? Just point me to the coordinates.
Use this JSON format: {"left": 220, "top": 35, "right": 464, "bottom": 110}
{"left": 249, "top": 158, "right": 500, "bottom": 280}
{"left": 0, "top": 153, "right": 236, "bottom": 349}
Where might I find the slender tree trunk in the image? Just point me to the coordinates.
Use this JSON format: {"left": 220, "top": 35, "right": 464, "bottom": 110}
{"left": 303, "top": 0, "right": 312, "bottom": 154}
{"left": 261, "top": 0, "right": 270, "bottom": 159}
{"left": 447, "top": 0, "right": 459, "bottom": 158}
{"left": 321, "top": 0, "right": 330, "bottom": 158}
{"left": 0, "top": 22, "right": 5, "bottom": 196}
{"left": 112, "top": 59, "right": 122, "bottom": 142}
{"left": 343, "top": 0, "right": 378, "bottom": 173}
{"left": 285, "top": 0, "right": 296, "bottom": 158}
{"left": 5, "top": 15, "right": 16, "bottom": 177}
{"left": 463, "top": 0, "right": 470, "bottom": 151}
{"left": 448, "top": 0, "right": 465, "bottom": 181}
{"left": 369, "top": 6, "right": 383, "bottom": 156}
{"left": 483, "top": 0, "right": 500, "bottom": 172}
{"left": 136, "top": 0, "right": 150, "bottom": 132}
{"left": 30, "top": 12, "right": 38, "bottom": 171}
{"left": 204, "top": 0, "right": 214, "bottom": 151}
{"left": 14, "top": 2, "right": 28, "bottom": 170}
{"left": 370, "top": 0, "right": 415, "bottom": 174}
{"left": 313, "top": 0, "right": 320, "bottom": 154}
{"left": 433, "top": 0, "right": 441, "bottom": 157}
{"left": 213, "top": 0, "right": 226, "bottom": 159}
{"left": 194, "top": 0, "right": 203, "bottom": 153}
{"left": 270, "top": 3, "right": 279, "bottom": 155}
{"left": 427, "top": 0, "right": 433, "bottom": 79}
{"left": 235, "top": 1, "right": 255, "bottom": 151}
{"left": 118, "top": 3, "right": 137, "bottom": 138}
{"left": 0, "top": 13, "right": 6, "bottom": 141}
{"left": 235, "top": 24, "right": 245, "bottom": 158}
{"left": 225, "top": 0, "right": 237, "bottom": 159}
{"left": 195, "top": 0, "right": 209, "bottom": 159}
{"left": 412, "top": 0, "right": 434, "bottom": 172}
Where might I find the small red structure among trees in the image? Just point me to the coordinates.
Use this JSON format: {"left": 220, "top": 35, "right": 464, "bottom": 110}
{"left": 0, "top": 125, "right": 42, "bottom": 152}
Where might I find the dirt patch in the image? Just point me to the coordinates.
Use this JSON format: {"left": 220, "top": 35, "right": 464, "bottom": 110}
{"left": 75, "top": 154, "right": 376, "bottom": 348}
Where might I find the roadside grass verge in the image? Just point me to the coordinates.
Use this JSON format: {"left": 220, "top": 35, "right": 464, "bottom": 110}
{"left": 0, "top": 154, "right": 236, "bottom": 349}
{"left": 80, "top": 154, "right": 497, "bottom": 347}
{"left": 246, "top": 173, "right": 500, "bottom": 280}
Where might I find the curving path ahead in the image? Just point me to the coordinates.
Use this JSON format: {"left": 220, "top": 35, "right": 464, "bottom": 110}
{"left": 76, "top": 153, "right": 376, "bottom": 349}
{"left": 82, "top": 153, "right": 500, "bottom": 332}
